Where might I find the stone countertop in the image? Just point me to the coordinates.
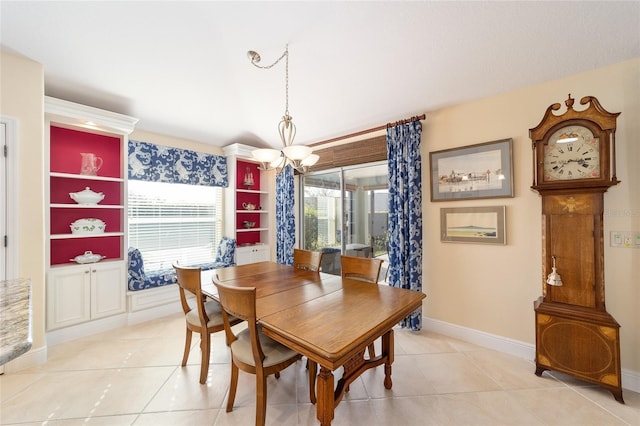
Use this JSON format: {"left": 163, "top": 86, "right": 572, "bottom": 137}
{"left": 0, "top": 278, "right": 32, "bottom": 366}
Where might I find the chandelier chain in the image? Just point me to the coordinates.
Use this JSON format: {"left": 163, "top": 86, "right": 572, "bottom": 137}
{"left": 248, "top": 43, "right": 317, "bottom": 173}
{"left": 284, "top": 46, "right": 289, "bottom": 117}
{"left": 249, "top": 45, "right": 290, "bottom": 117}
{"left": 248, "top": 47, "right": 287, "bottom": 70}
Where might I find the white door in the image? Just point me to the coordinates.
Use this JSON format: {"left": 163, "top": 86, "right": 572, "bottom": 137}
{"left": 0, "top": 117, "right": 18, "bottom": 281}
{"left": 1, "top": 122, "right": 6, "bottom": 280}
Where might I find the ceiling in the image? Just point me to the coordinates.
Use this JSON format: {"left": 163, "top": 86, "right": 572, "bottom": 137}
{"left": 2, "top": 1, "right": 639, "bottom": 150}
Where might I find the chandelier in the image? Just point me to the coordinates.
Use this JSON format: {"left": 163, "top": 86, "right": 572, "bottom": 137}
{"left": 247, "top": 44, "right": 319, "bottom": 173}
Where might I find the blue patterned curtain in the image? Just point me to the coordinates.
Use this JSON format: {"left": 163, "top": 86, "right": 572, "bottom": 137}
{"left": 387, "top": 120, "right": 423, "bottom": 330}
{"left": 128, "top": 140, "right": 228, "bottom": 187}
{"left": 276, "top": 165, "right": 295, "bottom": 265}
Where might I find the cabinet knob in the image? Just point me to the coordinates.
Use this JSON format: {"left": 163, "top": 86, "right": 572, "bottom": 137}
{"left": 85, "top": 270, "right": 90, "bottom": 274}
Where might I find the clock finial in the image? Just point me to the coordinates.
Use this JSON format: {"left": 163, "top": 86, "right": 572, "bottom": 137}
{"left": 565, "top": 94, "right": 574, "bottom": 110}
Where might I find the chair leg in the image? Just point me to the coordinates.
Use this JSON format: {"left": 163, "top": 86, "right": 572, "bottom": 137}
{"left": 181, "top": 327, "right": 192, "bottom": 366}
{"left": 227, "top": 362, "right": 239, "bottom": 413}
{"left": 199, "top": 332, "right": 210, "bottom": 384}
{"left": 308, "top": 360, "right": 317, "bottom": 404}
{"left": 256, "top": 371, "right": 268, "bottom": 426}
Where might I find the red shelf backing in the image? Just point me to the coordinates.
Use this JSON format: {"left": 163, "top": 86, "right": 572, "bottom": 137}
{"left": 50, "top": 236, "right": 122, "bottom": 265}
{"left": 237, "top": 232, "right": 261, "bottom": 246}
{"left": 51, "top": 178, "right": 122, "bottom": 205}
{"left": 50, "top": 126, "right": 122, "bottom": 178}
{"left": 50, "top": 208, "right": 122, "bottom": 235}
{"left": 236, "top": 160, "right": 261, "bottom": 190}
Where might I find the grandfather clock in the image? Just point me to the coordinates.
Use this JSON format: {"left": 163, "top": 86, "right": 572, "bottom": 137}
{"left": 530, "top": 94, "right": 624, "bottom": 403}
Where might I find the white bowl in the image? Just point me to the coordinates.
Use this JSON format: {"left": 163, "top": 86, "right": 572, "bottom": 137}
{"left": 70, "top": 218, "right": 106, "bottom": 234}
{"left": 70, "top": 251, "right": 106, "bottom": 264}
{"left": 69, "top": 187, "right": 105, "bottom": 205}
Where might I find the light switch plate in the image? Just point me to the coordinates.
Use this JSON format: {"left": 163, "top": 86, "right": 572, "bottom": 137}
{"left": 611, "top": 231, "right": 623, "bottom": 247}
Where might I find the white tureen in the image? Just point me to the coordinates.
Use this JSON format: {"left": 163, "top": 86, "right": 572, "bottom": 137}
{"left": 70, "top": 251, "right": 106, "bottom": 264}
{"left": 70, "top": 218, "right": 106, "bottom": 235}
{"left": 69, "top": 187, "right": 105, "bottom": 205}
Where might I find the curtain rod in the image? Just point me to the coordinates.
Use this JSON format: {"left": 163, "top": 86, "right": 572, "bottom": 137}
{"left": 309, "top": 114, "right": 426, "bottom": 147}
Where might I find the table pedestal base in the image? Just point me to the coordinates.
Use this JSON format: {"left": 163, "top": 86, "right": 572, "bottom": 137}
{"left": 315, "top": 330, "right": 394, "bottom": 426}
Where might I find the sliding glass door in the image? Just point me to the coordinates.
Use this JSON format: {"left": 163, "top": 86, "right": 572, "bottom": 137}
{"left": 301, "top": 162, "right": 388, "bottom": 276}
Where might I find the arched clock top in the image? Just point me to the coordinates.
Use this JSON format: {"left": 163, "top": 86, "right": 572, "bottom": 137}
{"left": 530, "top": 94, "right": 620, "bottom": 142}
{"left": 530, "top": 94, "right": 621, "bottom": 190}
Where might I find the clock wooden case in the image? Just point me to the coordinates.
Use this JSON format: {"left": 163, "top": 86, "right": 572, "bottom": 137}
{"left": 530, "top": 95, "right": 623, "bottom": 403}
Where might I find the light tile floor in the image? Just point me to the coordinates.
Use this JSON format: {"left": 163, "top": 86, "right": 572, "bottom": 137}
{"left": 1, "top": 312, "right": 638, "bottom": 425}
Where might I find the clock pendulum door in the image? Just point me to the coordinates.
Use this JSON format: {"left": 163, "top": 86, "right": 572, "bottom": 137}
{"left": 529, "top": 95, "right": 624, "bottom": 403}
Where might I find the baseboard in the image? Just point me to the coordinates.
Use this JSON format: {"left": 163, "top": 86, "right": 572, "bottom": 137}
{"left": 423, "top": 316, "right": 640, "bottom": 393}
{"left": 1, "top": 345, "right": 47, "bottom": 374}
{"left": 46, "top": 314, "right": 128, "bottom": 347}
{"left": 423, "top": 316, "right": 536, "bottom": 360}
{"left": 622, "top": 367, "right": 640, "bottom": 394}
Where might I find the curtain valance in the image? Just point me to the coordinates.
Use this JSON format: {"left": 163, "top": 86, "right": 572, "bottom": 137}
{"left": 128, "top": 140, "right": 228, "bottom": 187}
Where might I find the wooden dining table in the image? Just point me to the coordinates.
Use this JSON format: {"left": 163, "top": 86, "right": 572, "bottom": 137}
{"left": 201, "top": 261, "right": 425, "bottom": 426}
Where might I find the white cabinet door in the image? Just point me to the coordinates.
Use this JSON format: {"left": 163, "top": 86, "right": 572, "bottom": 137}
{"left": 236, "top": 244, "right": 270, "bottom": 265}
{"left": 90, "top": 262, "right": 126, "bottom": 319}
{"left": 47, "top": 265, "right": 91, "bottom": 330}
{"left": 47, "top": 262, "right": 126, "bottom": 330}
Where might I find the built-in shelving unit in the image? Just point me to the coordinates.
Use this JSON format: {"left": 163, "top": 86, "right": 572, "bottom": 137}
{"left": 223, "top": 143, "right": 271, "bottom": 265}
{"left": 45, "top": 97, "right": 137, "bottom": 331}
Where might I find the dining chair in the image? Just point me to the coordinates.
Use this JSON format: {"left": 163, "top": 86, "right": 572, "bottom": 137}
{"left": 340, "top": 254, "right": 383, "bottom": 283}
{"left": 214, "top": 281, "right": 307, "bottom": 426}
{"left": 173, "top": 263, "right": 240, "bottom": 384}
{"left": 340, "top": 255, "right": 384, "bottom": 358}
{"left": 293, "top": 248, "right": 324, "bottom": 272}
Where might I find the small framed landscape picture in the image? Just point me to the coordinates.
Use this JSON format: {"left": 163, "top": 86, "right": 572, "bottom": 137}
{"left": 429, "top": 138, "right": 514, "bottom": 201}
{"left": 440, "top": 206, "right": 506, "bottom": 245}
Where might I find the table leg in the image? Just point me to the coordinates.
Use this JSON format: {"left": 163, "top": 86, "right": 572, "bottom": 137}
{"left": 382, "top": 329, "right": 394, "bottom": 389}
{"left": 316, "top": 366, "right": 335, "bottom": 426}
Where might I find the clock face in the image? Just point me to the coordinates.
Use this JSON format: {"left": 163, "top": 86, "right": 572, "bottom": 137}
{"left": 543, "top": 125, "right": 600, "bottom": 181}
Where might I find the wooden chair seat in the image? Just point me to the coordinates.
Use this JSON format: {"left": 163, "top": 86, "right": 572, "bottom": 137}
{"left": 185, "top": 300, "right": 224, "bottom": 328}
{"left": 230, "top": 327, "right": 299, "bottom": 368}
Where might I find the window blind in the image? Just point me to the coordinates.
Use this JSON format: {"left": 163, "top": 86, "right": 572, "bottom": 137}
{"left": 128, "top": 180, "right": 223, "bottom": 272}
